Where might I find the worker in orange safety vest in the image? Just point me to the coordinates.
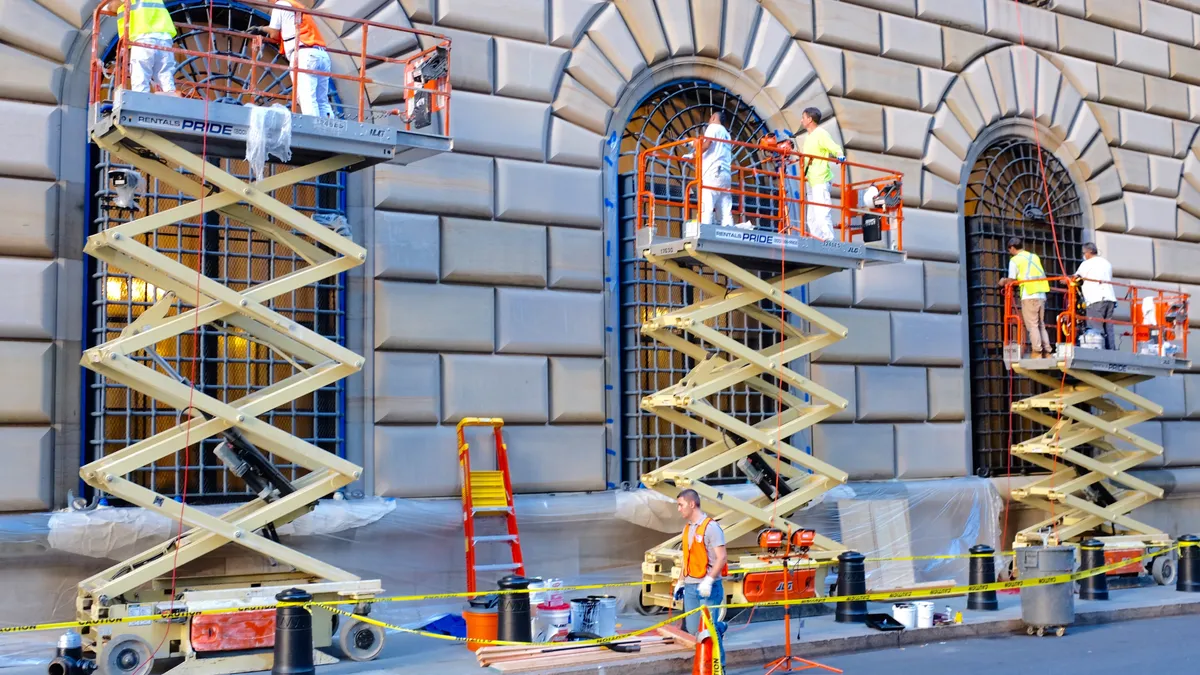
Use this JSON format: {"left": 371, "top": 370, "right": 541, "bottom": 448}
{"left": 248, "top": 0, "right": 334, "bottom": 117}
{"left": 673, "top": 489, "right": 728, "bottom": 668}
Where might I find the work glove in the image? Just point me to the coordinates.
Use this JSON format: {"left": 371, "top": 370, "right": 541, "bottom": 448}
{"left": 673, "top": 582, "right": 685, "bottom": 601}
{"left": 697, "top": 577, "right": 713, "bottom": 599}
{"left": 246, "top": 26, "right": 270, "bottom": 37}
{"left": 836, "top": 155, "right": 846, "bottom": 163}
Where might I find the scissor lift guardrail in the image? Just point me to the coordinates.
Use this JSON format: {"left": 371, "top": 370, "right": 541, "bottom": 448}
{"left": 633, "top": 134, "right": 906, "bottom": 609}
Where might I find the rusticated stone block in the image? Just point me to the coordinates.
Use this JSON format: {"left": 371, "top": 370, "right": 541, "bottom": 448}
{"left": 548, "top": 227, "right": 603, "bottom": 290}
{"left": 924, "top": 261, "right": 961, "bottom": 312}
{"left": 442, "top": 218, "right": 547, "bottom": 286}
{"left": 376, "top": 153, "right": 493, "bottom": 218}
{"left": 881, "top": 12, "right": 942, "bottom": 68}
{"left": 495, "top": 160, "right": 602, "bottom": 228}
{"left": 1057, "top": 14, "right": 1116, "bottom": 65}
{"left": 437, "top": 0, "right": 547, "bottom": 42}
{"left": 442, "top": 354, "right": 548, "bottom": 423}
{"left": 1117, "top": 30, "right": 1171, "bottom": 78}
{"left": 496, "top": 38, "right": 569, "bottom": 103}
{"left": 374, "top": 352, "right": 440, "bottom": 423}
{"left": 811, "top": 364, "right": 857, "bottom": 422}
{"left": 815, "top": 0, "right": 881, "bottom": 54}
{"left": 496, "top": 288, "right": 604, "bottom": 355}
{"left": 927, "top": 367, "right": 966, "bottom": 421}
{"left": 895, "top": 423, "right": 969, "bottom": 478}
{"left": 549, "top": 357, "right": 605, "bottom": 422}
{"left": 375, "top": 281, "right": 494, "bottom": 352}
{"left": 813, "top": 423, "right": 895, "bottom": 480}
{"left": 856, "top": 365, "right": 928, "bottom": 421}
{"left": 830, "top": 98, "right": 885, "bottom": 153}
{"left": 0, "top": 427, "right": 51, "bottom": 510}
{"left": 891, "top": 312, "right": 965, "bottom": 366}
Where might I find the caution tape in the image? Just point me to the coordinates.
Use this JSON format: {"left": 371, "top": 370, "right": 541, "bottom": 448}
{"left": 4, "top": 542, "right": 1192, "bottom": 636}
{"left": 322, "top": 603, "right": 706, "bottom": 649}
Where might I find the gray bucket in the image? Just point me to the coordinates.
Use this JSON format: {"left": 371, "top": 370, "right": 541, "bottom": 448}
{"left": 1017, "top": 545, "right": 1075, "bottom": 631}
{"left": 569, "top": 595, "right": 617, "bottom": 637}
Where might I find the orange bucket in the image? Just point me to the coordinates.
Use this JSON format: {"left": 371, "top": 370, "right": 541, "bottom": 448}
{"left": 464, "top": 605, "right": 498, "bottom": 652}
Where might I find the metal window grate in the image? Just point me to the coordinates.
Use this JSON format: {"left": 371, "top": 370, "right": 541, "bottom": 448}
{"left": 84, "top": 2, "right": 347, "bottom": 502}
{"left": 618, "top": 81, "right": 786, "bottom": 485}
{"left": 964, "top": 137, "right": 1084, "bottom": 476}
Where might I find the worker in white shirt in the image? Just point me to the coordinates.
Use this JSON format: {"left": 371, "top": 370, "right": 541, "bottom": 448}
{"left": 1073, "top": 242, "right": 1118, "bottom": 350}
{"left": 248, "top": 0, "right": 334, "bottom": 117}
{"left": 682, "top": 110, "right": 734, "bottom": 229}
{"left": 798, "top": 107, "right": 845, "bottom": 241}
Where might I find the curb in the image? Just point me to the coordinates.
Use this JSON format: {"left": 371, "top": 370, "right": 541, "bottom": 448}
{"left": 518, "top": 596, "right": 1200, "bottom": 675}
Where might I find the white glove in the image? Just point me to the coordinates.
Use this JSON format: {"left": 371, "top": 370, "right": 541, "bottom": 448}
{"left": 697, "top": 577, "right": 714, "bottom": 599}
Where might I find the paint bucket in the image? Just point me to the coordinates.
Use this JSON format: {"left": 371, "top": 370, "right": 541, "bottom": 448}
{"left": 891, "top": 603, "right": 916, "bottom": 629}
{"left": 534, "top": 603, "right": 571, "bottom": 643}
{"left": 569, "top": 596, "right": 617, "bottom": 637}
{"left": 588, "top": 595, "right": 618, "bottom": 637}
{"left": 914, "top": 601, "right": 934, "bottom": 628}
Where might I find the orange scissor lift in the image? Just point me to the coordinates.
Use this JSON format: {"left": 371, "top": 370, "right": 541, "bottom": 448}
{"left": 632, "top": 132, "right": 907, "bottom": 610}
{"left": 74, "top": 4, "right": 452, "bottom": 674}
{"left": 1003, "top": 276, "right": 1190, "bottom": 584}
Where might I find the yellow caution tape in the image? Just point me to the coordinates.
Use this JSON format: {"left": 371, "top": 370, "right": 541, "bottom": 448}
{"left": 699, "top": 605, "right": 723, "bottom": 675}
{"left": 3, "top": 542, "right": 1190, "bottom": 636}
{"left": 322, "top": 603, "right": 705, "bottom": 649}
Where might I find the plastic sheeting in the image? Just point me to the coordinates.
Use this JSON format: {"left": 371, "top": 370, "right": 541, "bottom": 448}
{"left": 0, "top": 478, "right": 1001, "bottom": 666}
{"left": 245, "top": 104, "right": 293, "bottom": 182}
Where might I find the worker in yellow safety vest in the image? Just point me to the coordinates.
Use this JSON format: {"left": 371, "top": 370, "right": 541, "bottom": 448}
{"left": 672, "top": 488, "right": 728, "bottom": 668}
{"left": 106, "top": 0, "right": 178, "bottom": 95}
{"left": 1001, "top": 237, "right": 1053, "bottom": 358}
{"left": 798, "top": 106, "right": 845, "bottom": 242}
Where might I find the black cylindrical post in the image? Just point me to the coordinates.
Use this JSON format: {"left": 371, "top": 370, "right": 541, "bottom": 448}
{"left": 497, "top": 575, "right": 532, "bottom": 643}
{"left": 272, "top": 588, "right": 314, "bottom": 675}
{"left": 1078, "top": 539, "right": 1109, "bottom": 600}
{"left": 967, "top": 544, "right": 999, "bottom": 610}
{"left": 834, "top": 551, "right": 867, "bottom": 623}
{"left": 1178, "top": 534, "right": 1200, "bottom": 593}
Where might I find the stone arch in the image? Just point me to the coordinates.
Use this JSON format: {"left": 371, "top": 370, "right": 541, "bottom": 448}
{"left": 551, "top": 0, "right": 841, "bottom": 150}
{"left": 924, "top": 45, "right": 1116, "bottom": 228}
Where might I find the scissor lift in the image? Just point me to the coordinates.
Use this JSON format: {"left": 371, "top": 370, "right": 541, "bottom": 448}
{"left": 1004, "top": 280, "right": 1190, "bottom": 585}
{"left": 633, "top": 134, "right": 906, "bottom": 609}
{"left": 74, "top": 6, "right": 451, "bottom": 675}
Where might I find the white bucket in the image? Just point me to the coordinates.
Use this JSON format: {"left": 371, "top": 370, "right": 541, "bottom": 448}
{"left": 534, "top": 604, "right": 571, "bottom": 643}
{"left": 914, "top": 601, "right": 934, "bottom": 628}
{"left": 892, "top": 603, "right": 916, "bottom": 629}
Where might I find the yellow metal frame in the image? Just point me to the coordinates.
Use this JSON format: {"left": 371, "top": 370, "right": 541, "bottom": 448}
{"left": 1009, "top": 364, "right": 1169, "bottom": 549}
{"left": 638, "top": 245, "right": 852, "bottom": 608}
{"left": 76, "top": 123, "right": 377, "bottom": 672}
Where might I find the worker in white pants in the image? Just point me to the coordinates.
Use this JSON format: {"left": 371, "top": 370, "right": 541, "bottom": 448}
{"left": 798, "top": 107, "right": 845, "bottom": 241}
{"left": 683, "top": 111, "right": 733, "bottom": 230}
{"left": 251, "top": 0, "right": 335, "bottom": 117}
{"left": 107, "top": 0, "right": 178, "bottom": 95}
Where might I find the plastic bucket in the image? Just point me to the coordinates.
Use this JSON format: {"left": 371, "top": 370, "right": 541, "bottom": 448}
{"left": 463, "top": 606, "right": 498, "bottom": 652}
{"left": 914, "top": 601, "right": 934, "bottom": 628}
{"left": 534, "top": 603, "right": 571, "bottom": 643}
{"left": 891, "top": 603, "right": 915, "bottom": 629}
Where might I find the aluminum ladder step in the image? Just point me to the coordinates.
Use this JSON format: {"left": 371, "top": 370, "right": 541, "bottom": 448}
{"left": 474, "top": 563, "right": 521, "bottom": 572}
{"left": 472, "top": 534, "right": 518, "bottom": 544}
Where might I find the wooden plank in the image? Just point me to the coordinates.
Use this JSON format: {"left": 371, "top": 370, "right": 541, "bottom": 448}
{"left": 657, "top": 624, "right": 697, "bottom": 649}
{"left": 489, "top": 643, "right": 684, "bottom": 672}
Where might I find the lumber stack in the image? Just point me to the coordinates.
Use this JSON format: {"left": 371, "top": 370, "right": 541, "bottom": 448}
{"left": 475, "top": 627, "right": 693, "bottom": 672}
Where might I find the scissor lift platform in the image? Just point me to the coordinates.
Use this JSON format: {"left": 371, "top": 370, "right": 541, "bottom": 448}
{"left": 1005, "top": 344, "right": 1188, "bottom": 377}
{"left": 92, "top": 89, "right": 453, "bottom": 170}
{"left": 637, "top": 223, "right": 905, "bottom": 274}
{"left": 633, "top": 135, "right": 907, "bottom": 610}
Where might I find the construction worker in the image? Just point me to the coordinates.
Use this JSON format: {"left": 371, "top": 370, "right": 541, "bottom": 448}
{"left": 1073, "top": 242, "right": 1117, "bottom": 350}
{"left": 106, "top": 0, "right": 178, "bottom": 95}
{"left": 682, "top": 110, "right": 734, "bottom": 231}
{"left": 673, "top": 489, "right": 727, "bottom": 667}
{"left": 248, "top": 0, "right": 334, "bottom": 117}
{"left": 1001, "top": 237, "right": 1053, "bottom": 358}
{"left": 798, "top": 107, "right": 845, "bottom": 241}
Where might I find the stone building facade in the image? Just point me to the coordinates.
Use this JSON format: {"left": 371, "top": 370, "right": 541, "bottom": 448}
{"left": 4, "top": 0, "right": 1200, "bottom": 519}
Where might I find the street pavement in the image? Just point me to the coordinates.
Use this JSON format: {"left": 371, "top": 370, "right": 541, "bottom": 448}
{"left": 722, "top": 614, "right": 1199, "bottom": 675}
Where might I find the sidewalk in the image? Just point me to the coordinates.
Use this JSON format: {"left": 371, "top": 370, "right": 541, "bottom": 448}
{"left": 3, "top": 586, "right": 1197, "bottom": 675}
{"left": 325, "top": 584, "right": 1200, "bottom": 675}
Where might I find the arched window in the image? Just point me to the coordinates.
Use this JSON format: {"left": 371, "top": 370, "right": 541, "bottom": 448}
{"left": 84, "top": 1, "right": 347, "bottom": 501}
{"left": 617, "top": 80, "right": 778, "bottom": 484}
{"left": 963, "top": 136, "right": 1085, "bottom": 476}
